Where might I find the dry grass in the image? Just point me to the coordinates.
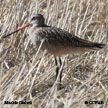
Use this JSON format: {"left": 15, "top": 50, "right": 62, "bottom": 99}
{"left": 0, "top": 0, "right": 108, "bottom": 107}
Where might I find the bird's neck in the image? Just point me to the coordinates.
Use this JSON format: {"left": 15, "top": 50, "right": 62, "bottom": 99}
{"left": 32, "top": 24, "right": 47, "bottom": 27}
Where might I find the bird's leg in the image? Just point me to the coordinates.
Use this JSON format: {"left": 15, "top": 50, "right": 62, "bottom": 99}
{"left": 54, "top": 57, "right": 59, "bottom": 78}
{"left": 54, "top": 57, "right": 62, "bottom": 89}
{"left": 58, "top": 57, "right": 62, "bottom": 83}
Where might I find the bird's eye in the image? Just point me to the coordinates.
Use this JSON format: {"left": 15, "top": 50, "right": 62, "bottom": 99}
{"left": 31, "top": 17, "right": 37, "bottom": 21}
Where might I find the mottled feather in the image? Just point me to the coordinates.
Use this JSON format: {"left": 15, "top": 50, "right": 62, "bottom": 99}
{"left": 28, "top": 14, "right": 105, "bottom": 56}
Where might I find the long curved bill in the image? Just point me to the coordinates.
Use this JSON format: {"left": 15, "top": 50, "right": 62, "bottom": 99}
{"left": 1, "top": 23, "right": 30, "bottom": 38}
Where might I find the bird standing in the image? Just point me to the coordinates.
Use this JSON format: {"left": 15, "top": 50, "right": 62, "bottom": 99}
{"left": 1, "top": 14, "right": 105, "bottom": 89}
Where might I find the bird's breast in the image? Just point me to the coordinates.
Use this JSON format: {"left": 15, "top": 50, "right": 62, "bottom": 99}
{"left": 28, "top": 26, "right": 42, "bottom": 46}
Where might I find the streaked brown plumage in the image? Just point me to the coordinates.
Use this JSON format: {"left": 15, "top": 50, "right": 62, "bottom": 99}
{"left": 28, "top": 14, "right": 105, "bottom": 57}
{"left": 28, "top": 14, "right": 105, "bottom": 89}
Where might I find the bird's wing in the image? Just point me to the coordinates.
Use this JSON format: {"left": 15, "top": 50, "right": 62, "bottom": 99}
{"left": 37, "top": 26, "right": 105, "bottom": 49}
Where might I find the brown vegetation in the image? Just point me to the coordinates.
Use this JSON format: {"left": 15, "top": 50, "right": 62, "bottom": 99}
{"left": 0, "top": 0, "right": 108, "bottom": 107}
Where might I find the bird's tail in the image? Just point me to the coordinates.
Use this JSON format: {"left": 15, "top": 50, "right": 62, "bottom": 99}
{"left": 92, "top": 43, "right": 105, "bottom": 49}
{"left": 83, "top": 42, "right": 106, "bottom": 51}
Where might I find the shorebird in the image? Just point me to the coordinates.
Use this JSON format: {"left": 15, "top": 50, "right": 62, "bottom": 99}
{"left": 1, "top": 14, "right": 105, "bottom": 89}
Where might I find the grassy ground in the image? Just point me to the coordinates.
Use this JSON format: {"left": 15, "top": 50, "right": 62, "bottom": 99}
{"left": 0, "top": 0, "right": 108, "bottom": 107}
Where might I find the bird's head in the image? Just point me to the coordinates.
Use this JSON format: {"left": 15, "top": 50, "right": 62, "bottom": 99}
{"left": 1, "top": 14, "right": 45, "bottom": 38}
{"left": 30, "top": 14, "right": 45, "bottom": 27}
